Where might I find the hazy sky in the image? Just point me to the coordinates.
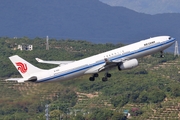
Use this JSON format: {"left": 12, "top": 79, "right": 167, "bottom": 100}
{"left": 99, "top": 0, "right": 180, "bottom": 14}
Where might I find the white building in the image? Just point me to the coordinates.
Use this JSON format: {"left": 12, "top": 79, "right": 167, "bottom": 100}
{"left": 17, "top": 44, "right": 33, "bottom": 51}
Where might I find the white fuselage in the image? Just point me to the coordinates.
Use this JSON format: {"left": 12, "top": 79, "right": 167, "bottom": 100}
{"left": 35, "top": 36, "right": 175, "bottom": 83}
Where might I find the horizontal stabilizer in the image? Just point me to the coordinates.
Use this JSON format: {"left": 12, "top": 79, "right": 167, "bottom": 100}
{"left": 6, "top": 76, "right": 37, "bottom": 83}
{"left": 6, "top": 78, "right": 26, "bottom": 83}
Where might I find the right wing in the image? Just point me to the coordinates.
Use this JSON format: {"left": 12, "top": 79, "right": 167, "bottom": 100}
{"left": 35, "top": 58, "right": 75, "bottom": 66}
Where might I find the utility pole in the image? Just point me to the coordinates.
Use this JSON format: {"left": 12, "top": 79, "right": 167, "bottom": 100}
{"left": 46, "top": 36, "right": 49, "bottom": 50}
{"left": 174, "top": 41, "right": 179, "bottom": 57}
{"left": 45, "top": 104, "right": 50, "bottom": 120}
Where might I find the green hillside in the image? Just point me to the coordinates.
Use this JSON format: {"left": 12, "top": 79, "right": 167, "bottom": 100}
{"left": 0, "top": 37, "right": 180, "bottom": 120}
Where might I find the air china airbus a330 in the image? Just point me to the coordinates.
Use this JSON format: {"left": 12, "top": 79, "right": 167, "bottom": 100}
{"left": 7, "top": 36, "right": 175, "bottom": 83}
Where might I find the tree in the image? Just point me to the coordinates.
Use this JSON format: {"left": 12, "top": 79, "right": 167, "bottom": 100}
{"left": 112, "top": 112, "right": 127, "bottom": 120}
{"left": 148, "top": 90, "right": 166, "bottom": 103}
{"left": 87, "top": 108, "right": 112, "bottom": 120}
{"left": 138, "top": 91, "right": 148, "bottom": 103}
{"left": 130, "top": 107, "right": 143, "bottom": 116}
{"left": 170, "top": 83, "right": 180, "bottom": 97}
{"left": 50, "top": 109, "right": 64, "bottom": 120}
{"left": 74, "top": 113, "right": 85, "bottom": 120}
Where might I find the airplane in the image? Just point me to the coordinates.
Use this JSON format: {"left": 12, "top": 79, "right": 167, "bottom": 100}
{"left": 6, "top": 36, "right": 175, "bottom": 83}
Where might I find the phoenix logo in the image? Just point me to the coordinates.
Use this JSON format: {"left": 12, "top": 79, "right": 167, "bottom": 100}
{"left": 16, "top": 62, "right": 27, "bottom": 73}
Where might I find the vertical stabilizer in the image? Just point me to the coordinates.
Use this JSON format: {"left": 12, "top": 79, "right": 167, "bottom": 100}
{"left": 9, "top": 55, "right": 43, "bottom": 78}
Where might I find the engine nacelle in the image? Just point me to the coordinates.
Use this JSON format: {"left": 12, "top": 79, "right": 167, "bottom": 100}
{"left": 118, "top": 59, "right": 138, "bottom": 70}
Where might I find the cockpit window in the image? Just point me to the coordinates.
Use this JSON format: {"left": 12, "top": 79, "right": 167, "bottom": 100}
{"left": 169, "top": 37, "right": 171, "bottom": 39}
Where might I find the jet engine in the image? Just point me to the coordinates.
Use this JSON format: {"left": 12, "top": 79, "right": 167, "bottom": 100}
{"left": 118, "top": 59, "right": 138, "bottom": 70}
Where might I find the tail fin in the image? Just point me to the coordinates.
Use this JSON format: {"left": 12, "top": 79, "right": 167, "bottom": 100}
{"left": 9, "top": 55, "right": 43, "bottom": 78}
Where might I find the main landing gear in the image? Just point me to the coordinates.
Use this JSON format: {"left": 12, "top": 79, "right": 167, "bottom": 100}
{"left": 89, "top": 72, "right": 111, "bottom": 82}
{"left": 102, "top": 72, "right": 111, "bottom": 82}
{"left": 160, "top": 51, "right": 164, "bottom": 58}
{"left": 89, "top": 73, "right": 99, "bottom": 81}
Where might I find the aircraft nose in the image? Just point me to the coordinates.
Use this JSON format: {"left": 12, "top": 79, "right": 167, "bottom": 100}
{"left": 169, "top": 36, "right": 175, "bottom": 40}
{"left": 169, "top": 36, "right": 176, "bottom": 42}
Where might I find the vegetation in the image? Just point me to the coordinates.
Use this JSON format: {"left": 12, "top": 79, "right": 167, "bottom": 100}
{"left": 0, "top": 37, "right": 180, "bottom": 119}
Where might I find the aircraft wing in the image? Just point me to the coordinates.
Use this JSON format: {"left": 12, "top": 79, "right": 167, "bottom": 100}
{"left": 85, "top": 58, "right": 124, "bottom": 74}
{"left": 98, "top": 58, "right": 123, "bottom": 71}
{"left": 35, "top": 58, "right": 75, "bottom": 65}
{"left": 104, "top": 58, "right": 123, "bottom": 65}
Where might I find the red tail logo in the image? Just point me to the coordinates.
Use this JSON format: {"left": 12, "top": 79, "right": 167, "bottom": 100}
{"left": 16, "top": 62, "right": 27, "bottom": 73}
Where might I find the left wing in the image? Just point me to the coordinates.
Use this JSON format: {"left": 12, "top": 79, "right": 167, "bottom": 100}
{"left": 85, "top": 58, "right": 123, "bottom": 74}
{"left": 98, "top": 58, "right": 123, "bottom": 71}
{"left": 104, "top": 58, "right": 123, "bottom": 65}
{"left": 85, "top": 58, "right": 138, "bottom": 74}
{"left": 35, "top": 58, "right": 75, "bottom": 66}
